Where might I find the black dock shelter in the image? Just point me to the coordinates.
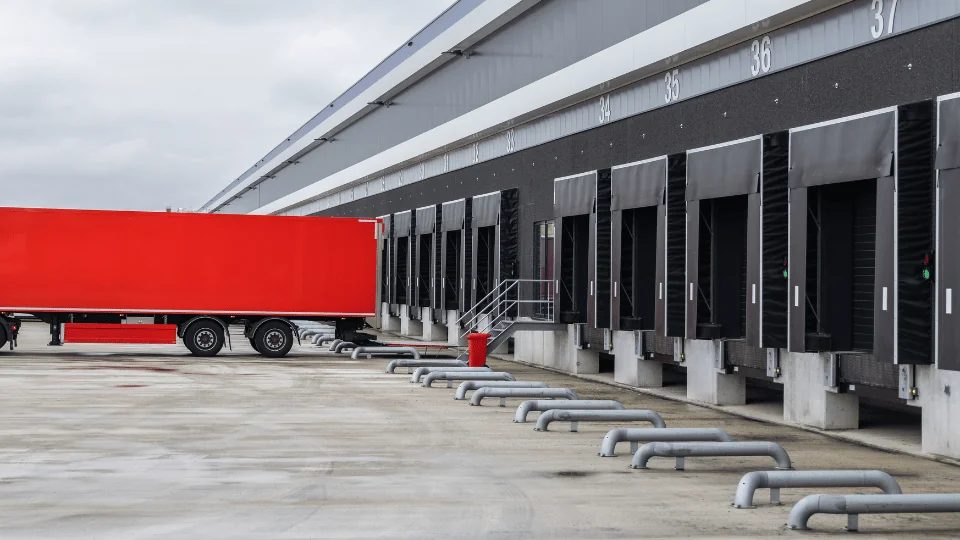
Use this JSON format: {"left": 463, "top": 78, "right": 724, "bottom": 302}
{"left": 685, "top": 136, "right": 762, "bottom": 343}
{"left": 937, "top": 96, "right": 960, "bottom": 370}
{"left": 610, "top": 157, "right": 666, "bottom": 334}
{"left": 440, "top": 198, "right": 469, "bottom": 313}
{"left": 391, "top": 210, "right": 412, "bottom": 309}
{"left": 468, "top": 189, "right": 520, "bottom": 314}
{"left": 471, "top": 191, "right": 501, "bottom": 311}
{"left": 787, "top": 109, "right": 899, "bottom": 394}
{"left": 554, "top": 172, "right": 598, "bottom": 327}
{"left": 380, "top": 214, "right": 393, "bottom": 314}
{"left": 413, "top": 205, "right": 438, "bottom": 320}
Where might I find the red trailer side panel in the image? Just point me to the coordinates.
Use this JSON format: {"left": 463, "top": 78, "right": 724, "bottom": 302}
{"left": 64, "top": 323, "right": 178, "bottom": 344}
{"left": 0, "top": 208, "right": 378, "bottom": 317}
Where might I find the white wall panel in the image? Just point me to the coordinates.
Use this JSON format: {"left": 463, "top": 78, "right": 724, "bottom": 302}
{"left": 274, "top": 0, "right": 960, "bottom": 217}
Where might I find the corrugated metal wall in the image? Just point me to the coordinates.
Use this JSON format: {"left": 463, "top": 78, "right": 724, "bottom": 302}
{"left": 217, "top": 0, "right": 710, "bottom": 213}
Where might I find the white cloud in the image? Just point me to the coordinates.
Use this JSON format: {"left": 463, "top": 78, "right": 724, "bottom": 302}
{"left": 0, "top": 0, "right": 451, "bottom": 210}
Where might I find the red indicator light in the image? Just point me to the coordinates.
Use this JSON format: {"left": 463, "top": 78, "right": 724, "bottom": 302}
{"left": 924, "top": 254, "right": 930, "bottom": 265}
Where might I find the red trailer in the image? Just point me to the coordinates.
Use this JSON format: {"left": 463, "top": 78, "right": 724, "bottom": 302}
{"left": 0, "top": 208, "right": 380, "bottom": 357}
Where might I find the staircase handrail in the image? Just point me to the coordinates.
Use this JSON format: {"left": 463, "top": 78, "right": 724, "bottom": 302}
{"left": 456, "top": 279, "right": 518, "bottom": 331}
{"left": 457, "top": 279, "right": 554, "bottom": 331}
{"left": 457, "top": 279, "right": 554, "bottom": 341}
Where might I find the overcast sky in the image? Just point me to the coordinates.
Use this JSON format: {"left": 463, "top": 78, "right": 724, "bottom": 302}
{"left": 0, "top": 0, "right": 451, "bottom": 211}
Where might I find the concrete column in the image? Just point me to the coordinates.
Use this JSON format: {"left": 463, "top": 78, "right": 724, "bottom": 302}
{"left": 399, "top": 305, "right": 422, "bottom": 337}
{"left": 568, "top": 324, "right": 599, "bottom": 375}
{"left": 514, "top": 329, "right": 576, "bottom": 372}
{"left": 685, "top": 339, "right": 746, "bottom": 406}
{"left": 612, "top": 330, "right": 663, "bottom": 387}
{"left": 446, "top": 310, "right": 466, "bottom": 347}
{"left": 917, "top": 365, "right": 960, "bottom": 459}
{"left": 420, "top": 307, "right": 447, "bottom": 342}
{"left": 381, "top": 302, "right": 400, "bottom": 332}
{"left": 514, "top": 330, "right": 539, "bottom": 365}
{"left": 782, "top": 350, "right": 859, "bottom": 430}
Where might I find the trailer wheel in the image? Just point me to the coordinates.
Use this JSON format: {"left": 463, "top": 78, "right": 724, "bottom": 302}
{"left": 0, "top": 327, "right": 6, "bottom": 351}
{"left": 184, "top": 320, "right": 224, "bottom": 357}
{"left": 254, "top": 321, "right": 293, "bottom": 358}
{"left": 248, "top": 337, "right": 260, "bottom": 353}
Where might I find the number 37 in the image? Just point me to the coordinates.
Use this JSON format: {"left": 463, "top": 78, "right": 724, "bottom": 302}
{"left": 871, "top": 0, "right": 899, "bottom": 39}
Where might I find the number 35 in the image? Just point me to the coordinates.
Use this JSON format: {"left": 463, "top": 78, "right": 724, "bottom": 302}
{"left": 664, "top": 69, "right": 680, "bottom": 103}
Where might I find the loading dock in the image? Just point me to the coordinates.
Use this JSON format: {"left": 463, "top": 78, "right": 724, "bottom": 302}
{"left": 441, "top": 199, "right": 469, "bottom": 345}
{"left": 609, "top": 157, "right": 668, "bottom": 387}
{"left": 415, "top": 205, "right": 445, "bottom": 340}
{"left": 392, "top": 210, "right": 418, "bottom": 335}
{"left": 788, "top": 109, "right": 899, "bottom": 409}
{"left": 379, "top": 214, "right": 399, "bottom": 331}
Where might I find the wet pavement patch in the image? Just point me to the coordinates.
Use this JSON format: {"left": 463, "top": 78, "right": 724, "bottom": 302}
{"left": 547, "top": 471, "right": 595, "bottom": 478}
{"left": 60, "top": 365, "right": 179, "bottom": 373}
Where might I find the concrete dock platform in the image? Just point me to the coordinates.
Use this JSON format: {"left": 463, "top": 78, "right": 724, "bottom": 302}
{"left": 1, "top": 323, "right": 960, "bottom": 538}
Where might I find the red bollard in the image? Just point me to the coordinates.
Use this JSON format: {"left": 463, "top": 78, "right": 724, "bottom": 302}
{"left": 467, "top": 333, "right": 491, "bottom": 367}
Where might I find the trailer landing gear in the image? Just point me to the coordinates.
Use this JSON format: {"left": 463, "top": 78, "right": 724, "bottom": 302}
{"left": 49, "top": 322, "right": 62, "bottom": 346}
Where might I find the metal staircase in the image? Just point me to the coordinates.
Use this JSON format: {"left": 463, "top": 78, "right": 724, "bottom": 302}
{"left": 455, "top": 279, "right": 566, "bottom": 361}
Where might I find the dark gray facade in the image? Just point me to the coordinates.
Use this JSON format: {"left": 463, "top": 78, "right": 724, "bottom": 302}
{"left": 322, "top": 15, "right": 960, "bottom": 390}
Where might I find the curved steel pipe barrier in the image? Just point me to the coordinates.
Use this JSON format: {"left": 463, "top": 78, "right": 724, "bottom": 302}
{"left": 313, "top": 334, "right": 334, "bottom": 346}
{"left": 631, "top": 441, "right": 792, "bottom": 471}
{"left": 423, "top": 371, "right": 516, "bottom": 388}
{"left": 298, "top": 327, "right": 332, "bottom": 339}
{"left": 328, "top": 339, "right": 343, "bottom": 350}
{"left": 351, "top": 346, "right": 420, "bottom": 360}
{"left": 535, "top": 409, "right": 665, "bottom": 432}
{"left": 455, "top": 381, "right": 548, "bottom": 400}
{"left": 410, "top": 366, "right": 491, "bottom": 384}
{"left": 386, "top": 359, "right": 465, "bottom": 374}
{"left": 332, "top": 341, "right": 357, "bottom": 354}
{"left": 470, "top": 387, "right": 579, "bottom": 407}
{"left": 734, "top": 470, "right": 901, "bottom": 509}
{"left": 515, "top": 400, "right": 624, "bottom": 423}
{"left": 599, "top": 428, "right": 733, "bottom": 457}
{"left": 787, "top": 493, "right": 960, "bottom": 532}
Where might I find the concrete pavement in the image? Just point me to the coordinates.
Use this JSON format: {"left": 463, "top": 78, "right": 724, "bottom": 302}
{"left": 1, "top": 323, "right": 960, "bottom": 538}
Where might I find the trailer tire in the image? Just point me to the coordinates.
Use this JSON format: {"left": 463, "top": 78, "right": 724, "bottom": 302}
{"left": 249, "top": 337, "right": 260, "bottom": 353}
{"left": 184, "top": 320, "right": 224, "bottom": 357}
{"left": 254, "top": 321, "right": 293, "bottom": 358}
{"left": 0, "top": 327, "right": 6, "bottom": 351}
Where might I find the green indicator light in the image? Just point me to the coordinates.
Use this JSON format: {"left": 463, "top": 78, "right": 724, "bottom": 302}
{"left": 783, "top": 270, "right": 789, "bottom": 278}
{"left": 923, "top": 268, "right": 931, "bottom": 280}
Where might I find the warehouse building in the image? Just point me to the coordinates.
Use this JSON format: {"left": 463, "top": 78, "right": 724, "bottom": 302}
{"left": 202, "top": 0, "right": 960, "bottom": 459}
